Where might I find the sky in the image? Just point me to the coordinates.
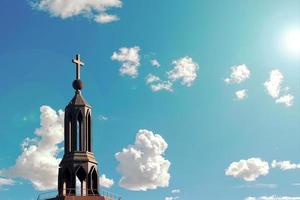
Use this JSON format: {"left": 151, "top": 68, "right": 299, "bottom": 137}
{"left": 0, "top": 0, "right": 300, "bottom": 200}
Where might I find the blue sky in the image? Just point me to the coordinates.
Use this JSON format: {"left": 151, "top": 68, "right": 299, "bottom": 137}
{"left": 0, "top": 0, "right": 300, "bottom": 200}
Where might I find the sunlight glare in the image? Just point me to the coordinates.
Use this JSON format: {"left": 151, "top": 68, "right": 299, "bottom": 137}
{"left": 282, "top": 28, "right": 300, "bottom": 56}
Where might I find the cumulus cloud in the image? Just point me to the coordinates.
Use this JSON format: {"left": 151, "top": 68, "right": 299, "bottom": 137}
{"left": 146, "top": 74, "right": 160, "bottom": 84}
{"left": 113, "top": 51, "right": 198, "bottom": 92}
{"left": 225, "top": 64, "right": 251, "bottom": 84}
{"left": 275, "top": 94, "right": 294, "bottom": 107}
{"left": 264, "top": 69, "right": 294, "bottom": 107}
{"left": 151, "top": 59, "right": 160, "bottom": 68}
{"left": 0, "top": 178, "right": 15, "bottom": 187}
{"left": 264, "top": 70, "right": 284, "bottom": 98}
{"left": 30, "top": 0, "right": 122, "bottom": 24}
{"left": 112, "top": 46, "right": 141, "bottom": 78}
{"left": 225, "top": 158, "right": 269, "bottom": 181}
{"left": 145, "top": 74, "right": 173, "bottom": 92}
{"left": 245, "top": 196, "right": 300, "bottom": 200}
{"left": 1, "top": 106, "right": 64, "bottom": 191}
{"left": 168, "top": 56, "right": 199, "bottom": 87}
{"left": 115, "top": 129, "right": 171, "bottom": 191}
{"left": 94, "top": 13, "right": 119, "bottom": 23}
{"left": 235, "top": 89, "right": 248, "bottom": 100}
{"left": 271, "top": 160, "right": 300, "bottom": 170}
{"left": 99, "top": 174, "right": 114, "bottom": 188}
{"left": 150, "top": 81, "right": 173, "bottom": 92}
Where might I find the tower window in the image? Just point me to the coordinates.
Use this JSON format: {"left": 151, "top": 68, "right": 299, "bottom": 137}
{"left": 87, "top": 112, "right": 91, "bottom": 152}
{"left": 68, "top": 120, "right": 72, "bottom": 152}
{"left": 76, "top": 112, "right": 83, "bottom": 151}
{"left": 76, "top": 121, "right": 80, "bottom": 151}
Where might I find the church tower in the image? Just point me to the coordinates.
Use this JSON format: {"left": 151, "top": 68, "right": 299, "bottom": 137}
{"left": 55, "top": 54, "right": 109, "bottom": 200}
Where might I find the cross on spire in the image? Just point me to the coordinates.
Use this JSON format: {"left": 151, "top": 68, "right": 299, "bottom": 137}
{"left": 72, "top": 54, "right": 85, "bottom": 80}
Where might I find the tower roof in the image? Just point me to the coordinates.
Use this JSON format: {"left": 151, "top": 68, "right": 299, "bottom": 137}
{"left": 68, "top": 91, "right": 91, "bottom": 108}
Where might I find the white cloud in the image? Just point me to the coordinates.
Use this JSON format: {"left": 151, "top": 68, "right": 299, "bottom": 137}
{"left": 264, "top": 70, "right": 284, "bottom": 98}
{"left": 151, "top": 59, "right": 160, "bottom": 68}
{"left": 235, "top": 89, "right": 248, "bottom": 100}
{"left": 165, "top": 197, "right": 179, "bottom": 200}
{"left": 2, "top": 106, "right": 64, "bottom": 191}
{"left": 225, "top": 64, "right": 251, "bottom": 84}
{"left": 99, "top": 174, "right": 114, "bottom": 188}
{"left": 272, "top": 160, "right": 300, "bottom": 170}
{"left": 30, "top": 0, "right": 122, "bottom": 24}
{"left": 146, "top": 74, "right": 160, "bottom": 84}
{"left": 0, "top": 178, "right": 15, "bottom": 187}
{"left": 275, "top": 94, "right": 294, "bottom": 107}
{"left": 150, "top": 81, "right": 173, "bottom": 92}
{"left": 94, "top": 13, "right": 119, "bottom": 23}
{"left": 225, "top": 158, "right": 269, "bottom": 181}
{"left": 115, "top": 129, "right": 171, "bottom": 191}
{"left": 98, "top": 115, "right": 109, "bottom": 121}
{"left": 245, "top": 196, "right": 300, "bottom": 200}
{"left": 111, "top": 46, "right": 141, "bottom": 78}
{"left": 146, "top": 74, "right": 173, "bottom": 92}
{"left": 264, "top": 69, "right": 294, "bottom": 106}
{"left": 172, "top": 189, "right": 180, "bottom": 193}
{"left": 168, "top": 56, "right": 199, "bottom": 87}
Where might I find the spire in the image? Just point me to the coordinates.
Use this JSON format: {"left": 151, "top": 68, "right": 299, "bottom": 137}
{"left": 72, "top": 54, "right": 85, "bottom": 91}
{"left": 58, "top": 54, "right": 100, "bottom": 197}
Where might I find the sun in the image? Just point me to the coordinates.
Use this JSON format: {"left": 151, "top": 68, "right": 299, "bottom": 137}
{"left": 282, "top": 28, "right": 300, "bottom": 56}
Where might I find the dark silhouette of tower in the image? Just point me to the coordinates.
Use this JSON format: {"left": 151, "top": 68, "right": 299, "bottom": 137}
{"left": 44, "top": 54, "right": 113, "bottom": 200}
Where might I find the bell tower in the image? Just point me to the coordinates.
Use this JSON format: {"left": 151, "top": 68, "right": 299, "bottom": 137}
{"left": 57, "top": 54, "right": 102, "bottom": 199}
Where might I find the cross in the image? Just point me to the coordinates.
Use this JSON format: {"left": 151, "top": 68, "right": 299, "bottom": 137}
{"left": 72, "top": 54, "right": 85, "bottom": 80}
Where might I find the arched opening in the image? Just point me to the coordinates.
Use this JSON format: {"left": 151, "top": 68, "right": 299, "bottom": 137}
{"left": 64, "top": 111, "right": 74, "bottom": 153}
{"left": 87, "top": 167, "right": 93, "bottom": 195}
{"left": 76, "top": 121, "right": 80, "bottom": 151}
{"left": 62, "top": 168, "right": 71, "bottom": 196}
{"left": 91, "top": 169, "right": 99, "bottom": 194}
{"left": 76, "top": 112, "right": 83, "bottom": 151}
{"left": 76, "top": 176, "right": 82, "bottom": 196}
{"left": 75, "top": 166, "right": 87, "bottom": 196}
{"left": 68, "top": 115, "right": 72, "bottom": 152}
{"left": 87, "top": 112, "right": 91, "bottom": 152}
{"left": 87, "top": 167, "right": 99, "bottom": 195}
